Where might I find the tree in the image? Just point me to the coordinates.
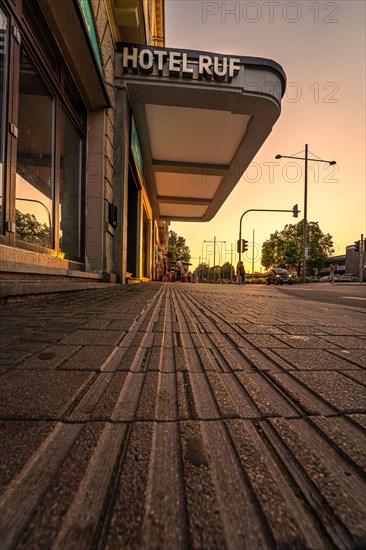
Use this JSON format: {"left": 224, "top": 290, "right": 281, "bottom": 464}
{"left": 195, "top": 262, "right": 210, "bottom": 281}
{"left": 15, "top": 210, "right": 51, "bottom": 248}
{"left": 221, "top": 261, "right": 234, "bottom": 280}
{"left": 168, "top": 230, "right": 191, "bottom": 262}
{"left": 261, "top": 221, "right": 334, "bottom": 275}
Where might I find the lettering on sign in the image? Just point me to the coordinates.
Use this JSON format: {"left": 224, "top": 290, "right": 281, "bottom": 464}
{"left": 122, "top": 47, "right": 241, "bottom": 83}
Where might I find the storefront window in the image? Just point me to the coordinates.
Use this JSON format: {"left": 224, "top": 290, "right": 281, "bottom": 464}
{"left": 0, "top": 6, "right": 8, "bottom": 234}
{"left": 15, "top": 48, "right": 54, "bottom": 248}
{"left": 59, "top": 109, "right": 82, "bottom": 258}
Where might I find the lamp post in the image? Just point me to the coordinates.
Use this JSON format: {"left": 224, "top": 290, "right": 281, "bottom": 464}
{"left": 275, "top": 144, "right": 336, "bottom": 283}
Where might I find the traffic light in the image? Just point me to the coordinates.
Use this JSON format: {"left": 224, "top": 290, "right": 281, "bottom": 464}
{"left": 237, "top": 239, "right": 249, "bottom": 253}
{"left": 354, "top": 240, "right": 360, "bottom": 253}
{"left": 292, "top": 204, "right": 300, "bottom": 218}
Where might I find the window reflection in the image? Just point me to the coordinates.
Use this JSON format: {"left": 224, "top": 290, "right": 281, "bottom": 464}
{"left": 16, "top": 47, "right": 54, "bottom": 248}
{"left": 0, "top": 7, "right": 8, "bottom": 233}
{"left": 59, "top": 109, "right": 82, "bottom": 258}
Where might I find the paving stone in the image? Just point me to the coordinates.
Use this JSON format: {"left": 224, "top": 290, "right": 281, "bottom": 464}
{"left": 343, "top": 370, "right": 366, "bottom": 386}
{"left": 274, "top": 334, "right": 338, "bottom": 348}
{"left": 60, "top": 345, "right": 115, "bottom": 370}
{"left": 0, "top": 421, "right": 56, "bottom": 491}
{"left": 59, "top": 329, "right": 123, "bottom": 346}
{"left": 207, "top": 372, "right": 258, "bottom": 418}
{"left": 290, "top": 371, "right": 366, "bottom": 412}
{"left": 176, "top": 372, "right": 191, "bottom": 419}
{"left": 16, "top": 423, "right": 106, "bottom": 549}
{"left": 104, "top": 423, "right": 154, "bottom": 549}
{"left": 0, "top": 349, "right": 37, "bottom": 368}
{"left": 268, "top": 372, "right": 336, "bottom": 415}
{"left": 226, "top": 419, "right": 325, "bottom": 548}
{"left": 0, "top": 370, "right": 94, "bottom": 418}
{"left": 236, "top": 372, "right": 299, "bottom": 418}
{"left": 235, "top": 323, "right": 291, "bottom": 334}
{"left": 271, "top": 348, "right": 359, "bottom": 371}
{"left": 16, "top": 345, "right": 80, "bottom": 370}
{"left": 0, "top": 283, "right": 365, "bottom": 549}
{"left": 241, "top": 334, "right": 291, "bottom": 348}
{"left": 311, "top": 416, "right": 366, "bottom": 471}
{"left": 180, "top": 421, "right": 226, "bottom": 549}
{"left": 269, "top": 418, "right": 366, "bottom": 545}
{"left": 136, "top": 372, "right": 159, "bottom": 420}
{"left": 87, "top": 372, "right": 128, "bottom": 419}
{"left": 320, "top": 335, "right": 366, "bottom": 349}
{"left": 330, "top": 348, "right": 366, "bottom": 367}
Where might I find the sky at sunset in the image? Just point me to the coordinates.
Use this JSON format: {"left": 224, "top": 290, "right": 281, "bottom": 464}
{"left": 165, "top": 0, "right": 365, "bottom": 272}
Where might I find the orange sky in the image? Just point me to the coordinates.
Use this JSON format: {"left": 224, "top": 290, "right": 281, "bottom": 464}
{"left": 166, "top": 0, "right": 365, "bottom": 272}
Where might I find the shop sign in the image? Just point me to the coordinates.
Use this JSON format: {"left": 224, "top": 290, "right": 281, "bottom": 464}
{"left": 122, "top": 46, "right": 241, "bottom": 83}
{"left": 77, "top": 0, "right": 103, "bottom": 75}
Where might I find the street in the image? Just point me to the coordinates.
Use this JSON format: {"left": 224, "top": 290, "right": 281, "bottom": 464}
{"left": 1, "top": 283, "right": 366, "bottom": 549}
{"left": 275, "top": 281, "right": 366, "bottom": 308}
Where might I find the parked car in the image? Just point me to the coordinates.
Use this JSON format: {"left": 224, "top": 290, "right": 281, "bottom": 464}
{"left": 340, "top": 273, "right": 358, "bottom": 282}
{"left": 266, "top": 268, "right": 293, "bottom": 285}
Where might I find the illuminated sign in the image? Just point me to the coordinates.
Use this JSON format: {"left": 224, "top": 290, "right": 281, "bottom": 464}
{"left": 122, "top": 46, "right": 241, "bottom": 83}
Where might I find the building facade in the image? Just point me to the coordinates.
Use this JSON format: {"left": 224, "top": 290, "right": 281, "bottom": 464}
{"left": 0, "top": 0, "right": 286, "bottom": 299}
{"left": 0, "top": 0, "right": 168, "bottom": 298}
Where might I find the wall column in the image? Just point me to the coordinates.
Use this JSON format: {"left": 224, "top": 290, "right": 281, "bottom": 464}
{"left": 85, "top": 108, "right": 105, "bottom": 273}
{"left": 113, "top": 86, "right": 130, "bottom": 283}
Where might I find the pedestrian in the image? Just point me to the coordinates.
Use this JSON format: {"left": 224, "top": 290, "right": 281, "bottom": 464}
{"left": 330, "top": 264, "right": 335, "bottom": 284}
{"left": 175, "top": 259, "right": 183, "bottom": 282}
{"left": 236, "top": 261, "right": 245, "bottom": 285}
{"left": 163, "top": 261, "right": 168, "bottom": 282}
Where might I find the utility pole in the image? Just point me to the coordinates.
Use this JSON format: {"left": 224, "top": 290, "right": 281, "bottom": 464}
{"left": 252, "top": 228, "right": 255, "bottom": 278}
{"left": 360, "top": 234, "right": 364, "bottom": 283}
{"left": 275, "top": 146, "right": 336, "bottom": 282}
{"left": 213, "top": 236, "right": 216, "bottom": 282}
{"left": 230, "top": 243, "right": 234, "bottom": 283}
{"left": 203, "top": 237, "right": 225, "bottom": 283}
{"left": 303, "top": 143, "right": 308, "bottom": 283}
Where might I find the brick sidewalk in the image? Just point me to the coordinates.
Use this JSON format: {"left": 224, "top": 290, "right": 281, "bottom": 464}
{"left": 1, "top": 283, "right": 366, "bottom": 549}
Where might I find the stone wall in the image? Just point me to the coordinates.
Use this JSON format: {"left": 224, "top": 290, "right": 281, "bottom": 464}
{"left": 90, "top": 0, "right": 116, "bottom": 275}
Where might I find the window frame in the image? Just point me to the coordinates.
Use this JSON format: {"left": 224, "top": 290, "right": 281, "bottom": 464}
{"left": 2, "top": 0, "right": 87, "bottom": 262}
{"left": 0, "top": 2, "right": 10, "bottom": 244}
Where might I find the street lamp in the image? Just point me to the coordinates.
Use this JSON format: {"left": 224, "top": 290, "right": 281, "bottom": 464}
{"left": 275, "top": 144, "right": 336, "bottom": 283}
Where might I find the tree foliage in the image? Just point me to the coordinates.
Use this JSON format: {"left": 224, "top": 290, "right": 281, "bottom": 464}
{"left": 221, "top": 261, "right": 234, "bottom": 279}
{"left": 194, "top": 261, "right": 235, "bottom": 281}
{"left": 168, "top": 230, "right": 191, "bottom": 262}
{"left": 261, "top": 220, "right": 334, "bottom": 275}
{"left": 15, "top": 210, "right": 51, "bottom": 248}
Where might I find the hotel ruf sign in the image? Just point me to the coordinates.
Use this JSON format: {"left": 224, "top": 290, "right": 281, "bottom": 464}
{"left": 122, "top": 46, "right": 242, "bottom": 83}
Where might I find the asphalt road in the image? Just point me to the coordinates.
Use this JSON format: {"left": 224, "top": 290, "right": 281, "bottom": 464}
{"left": 275, "top": 282, "right": 366, "bottom": 308}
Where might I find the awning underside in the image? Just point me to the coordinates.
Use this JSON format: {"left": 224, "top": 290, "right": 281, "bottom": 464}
{"left": 119, "top": 50, "right": 285, "bottom": 222}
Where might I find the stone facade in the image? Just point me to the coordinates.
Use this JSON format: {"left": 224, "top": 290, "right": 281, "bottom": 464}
{"left": 90, "top": 0, "right": 116, "bottom": 276}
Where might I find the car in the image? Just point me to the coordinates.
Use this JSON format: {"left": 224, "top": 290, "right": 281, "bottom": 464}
{"left": 340, "top": 273, "right": 358, "bottom": 282}
{"left": 266, "top": 268, "right": 293, "bottom": 285}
